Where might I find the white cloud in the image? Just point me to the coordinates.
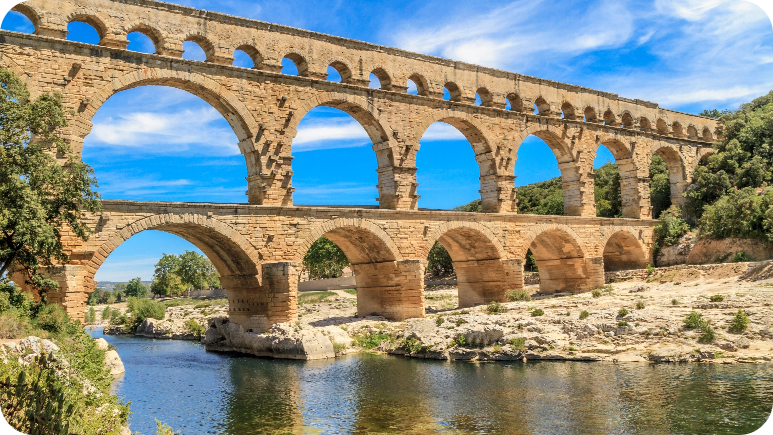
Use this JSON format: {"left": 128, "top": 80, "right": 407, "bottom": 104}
{"left": 420, "top": 123, "right": 468, "bottom": 142}
{"left": 293, "top": 118, "right": 370, "bottom": 152}
{"left": 89, "top": 107, "right": 239, "bottom": 155}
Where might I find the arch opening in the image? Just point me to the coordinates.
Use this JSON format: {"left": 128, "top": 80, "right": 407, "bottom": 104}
{"left": 416, "top": 118, "right": 494, "bottom": 210}
{"left": 183, "top": 37, "right": 212, "bottom": 61}
{"left": 672, "top": 122, "right": 684, "bottom": 137}
{"left": 126, "top": 29, "right": 157, "bottom": 54}
{"left": 584, "top": 107, "right": 598, "bottom": 123}
{"left": 528, "top": 229, "right": 591, "bottom": 294}
{"left": 327, "top": 61, "right": 352, "bottom": 83}
{"left": 233, "top": 45, "right": 262, "bottom": 69}
{"left": 407, "top": 74, "right": 429, "bottom": 96}
{"left": 443, "top": 82, "right": 461, "bottom": 102}
{"left": 702, "top": 127, "right": 713, "bottom": 141}
{"left": 593, "top": 143, "right": 622, "bottom": 218}
{"left": 621, "top": 112, "right": 634, "bottom": 129}
{"left": 603, "top": 231, "right": 648, "bottom": 272}
{"left": 2, "top": 9, "right": 36, "bottom": 33}
{"left": 654, "top": 146, "right": 687, "bottom": 211}
{"left": 687, "top": 125, "right": 698, "bottom": 140}
{"left": 603, "top": 109, "right": 617, "bottom": 126}
{"left": 476, "top": 87, "right": 492, "bottom": 107}
{"left": 534, "top": 97, "right": 550, "bottom": 115}
{"left": 82, "top": 85, "right": 248, "bottom": 203}
{"left": 426, "top": 226, "right": 506, "bottom": 308}
{"left": 656, "top": 119, "right": 669, "bottom": 135}
{"left": 561, "top": 102, "right": 575, "bottom": 120}
{"left": 649, "top": 153, "right": 671, "bottom": 218}
{"left": 506, "top": 93, "right": 523, "bottom": 112}
{"left": 370, "top": 68, "right": 391, "bottom": 90}
{"left": 291, "top": 105, "right": 383, "bottom": 206}
{"left": 66, "top": 20, "right": 102, "bottom": 45}
{"left": 282, "top": 54, "right": 308, "bottom": 76}
{"left": 514, "top": 135, "right": 564, "bottom": 216}
{"left": 640, "top": 117, "right": 652, "bottom": 132}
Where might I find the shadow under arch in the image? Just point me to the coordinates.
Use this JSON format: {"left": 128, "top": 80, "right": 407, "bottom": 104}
{"left": 296, "top": 218, "right": 422, "bottom": 320}
{"left": 414, "top": 113, "right": 500, "bottom": 211}
{"left": 85, "top": 213, "right": 261, "bottom": 326}
{"left": 602, "top": 230, "right": 648, "bottom": 272}
{"left": 521, "top": 226, "right": 601, "bottom": 294}
{"left": 424, "top": 222, "right": 512, "bottom": 307}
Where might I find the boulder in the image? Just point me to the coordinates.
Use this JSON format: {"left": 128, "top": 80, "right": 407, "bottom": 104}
{"left": 104, "top": 350, "right": 125, "bottom": 375}
{"left": 94, "top": 338, "right": 110, "bottom": 351}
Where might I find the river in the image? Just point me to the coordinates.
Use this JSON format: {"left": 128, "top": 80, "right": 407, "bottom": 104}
{"left": 90, "top": 328, "right": 773, "bottom": 434}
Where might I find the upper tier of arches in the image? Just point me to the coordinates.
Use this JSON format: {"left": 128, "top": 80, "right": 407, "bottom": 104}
{"left": 10, "top": 0, "right": 718, "bottom": 142}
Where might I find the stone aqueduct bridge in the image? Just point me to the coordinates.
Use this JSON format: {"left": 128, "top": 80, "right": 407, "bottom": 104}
{"left": 1, "top": 0, "right": 717, "bottom": 327}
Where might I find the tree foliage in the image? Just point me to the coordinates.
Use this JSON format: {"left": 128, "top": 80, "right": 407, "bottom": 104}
{"left": 594, "top": 162, "right": 623, "bottom": 218}
{"left": 426, "top": 242, "right": 454, "bottom": 278}
{"left": 0, "top": 68, "right": 100, "bottom": 293}
{"left": 125, "top": 277, "right": 148, "bottom": 298}
{"left": 515, "top": 178, "right": 564, "bottom": 216}
{"left": 150, "top": 251, "right": 218, "bottom": 296}
{"left": 302, "top": 237, "right": 350, "bottom": 279}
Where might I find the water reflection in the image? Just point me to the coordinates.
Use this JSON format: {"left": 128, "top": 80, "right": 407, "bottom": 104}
{"left": 91, "top": 329, "right": 773, "bottom": 435}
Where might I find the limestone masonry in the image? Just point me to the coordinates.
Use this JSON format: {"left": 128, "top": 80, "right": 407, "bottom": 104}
{"left": 1, "top": 0, "right": 715, "bottom": 329}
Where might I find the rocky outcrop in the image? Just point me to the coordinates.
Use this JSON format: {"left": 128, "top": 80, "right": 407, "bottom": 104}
{"left": 135, "top": 318, "right": 201, "bottom": 340}
{"left": 203, "top": 317, "right": 341, "bottom": 360}
{"left": 94, "top": 338, "right": 125, "bottom": 375}
{"left": 657, "top": 233, "right": 697, "bottom": 266}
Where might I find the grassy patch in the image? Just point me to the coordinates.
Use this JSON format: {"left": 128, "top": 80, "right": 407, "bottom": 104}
{"left": 505, "top": 289, "right": 531, "bottom": 302}
{"left": 352, "top": 331, "right": 391, "bottom": 350}
{"left": 636, "top": 301, "right": 646, "bottom": 310}
{"left": 485, "top": 301, "right": 507, "bottom": 314}
{"left": 343, "top": 289, "right": 357, "bottom": 295}
{"left": 531, "top": 309, "right": 544, "bottom": 317}
{"left": 509, "top": 337, "right": 526, "bottom": 350}
{"left": 591, "top": 289, "right": 602, "bottom": 298}
{"left": 579, "top": 310, "right": 589, "bottom": 320}
{"left": 617, "top": 308, "right": 629, "bottom": 317}
{"left": 298, "top": 291, "right": 337, "bottom": 305}
{"left": 709, "top": 294, "right": 725, "bottom": 302}
{"left": 729, "top": 309, "right": 750, "bottom": 333}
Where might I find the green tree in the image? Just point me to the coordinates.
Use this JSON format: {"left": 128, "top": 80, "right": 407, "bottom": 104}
{"left": 302, "top": 237, "right": 350, "bottom": 279}
{"left": 150, "top": 254, "right": 185, "bottom": 296}
{"left": 177, "top": 250, "right": 219, "bottom": 290}
{"left": 125, "top": 277, "right": 148, "bottom": 298}
{"left": 649, "top": 154, "right": 672, "bottom": 219}
{"left": 426, "top": 242, "right": 454, "bottom": 277}
{"left": 0, "top": 68, "right": 100, "bottom": 294}
{"left": 594, "top": 162, "right": 622, "bottom": 218}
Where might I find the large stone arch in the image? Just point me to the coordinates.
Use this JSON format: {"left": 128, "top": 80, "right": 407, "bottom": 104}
{"left": 294, "top": 217, "right": 403, "bottom": 264}
{"left": 593, "top": 136, "right": 646, "bottom": 219}
{"left": 295, "top": 218, "right": 422, "bottom": 320}
{"left": 652, "top": 144, "right": 688, "bottom": 207}
{"left": 516, "top": 123, "right": 591, "bottom": 216}
{"left": 601, "top": 229, "right": 649, "bottom": 272}
{"left": 424, "top": 221, "right": 515, "bottom": 307}
{"left": 518, "top": 224, "right": 602, "bottom": 294}
{"left": 79, "top": 68, "right": 260, "bottom": 153}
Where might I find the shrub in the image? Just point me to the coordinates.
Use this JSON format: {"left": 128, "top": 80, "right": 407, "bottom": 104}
{"left": 591, "top": 289, "right": 602, "bottom": 298}
{"left": 710, "top": 294, "right": 725, "bottom": 302}
{"left": 729, "top": 309, "right": 750, "bottom": 333}
{"left": 509, "top": 337, "right": 526, "bottom": 350}
{"left": 506, "top": 290, "right": 531, "bottom": 302}
{"left": 130, "top": 298, "right": 166, "bottom": 322}
{"left": 636, "top": 301, "right": 646, "bottom": 310}
{"left": 579, "top": 310, "right": 589, "bottom": 319}
{"left": 84, "top": 307, "right": 96, "bottom": 324}
{"left": 184, "top": 319, "right": 205, "bottom": 336}
{"left": 531, "top": 309, "right": 544, "bottom": 317}
{"left": 101, "top": 306, "right": 111, "bottom": 322}
{"left": 0, "top": 281, "right": 34, "bottom": 317}
{"left": 35, "top": 304, "right": 79, "bottom": 336}
{"left": 618, "top": 321, "right": 628, "bottom": 327}
{"left": 699, "top": 325, "right": 716, "bottom": 343}
{"left": 404, "top": 338, "right": 423, "bottom": 353}
{"left": 0, "top": 312, "right": 30, "bottom": 339}
{"left": 734, "top": 251, "right": 752, "bottom": 262}
{"left": 485, "top": 301, "right": 507, "bottom": 314}
{"left": 652, "top": 206, "right": 690, "bottom": 257}
{"left": 455, "top": 318, "right": 467, "bottom": 326}
{"left": 332, "top": 342, "right": 347, "bottom": 353}
{"left": 646, "top": 264, "right": 655, "bottom": 276}
{"left": 435, "top": 316, "right": 444, "bottom": 326}
{"left": 617, "top": 308, "right": 629, "bottom": 317}
{"left": 156, "top": 420, "right": 181, "bottom": 435}
{"left": 672, "top": 299, "right": 681, "bottom": 305}
{"left": 684, "top": 311, "right": 707, "bottom": 329}
{"left": 352, "top": 332, "right": 391, "bottom": 350}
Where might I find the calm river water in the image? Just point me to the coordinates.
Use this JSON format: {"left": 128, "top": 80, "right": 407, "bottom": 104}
{"left": 90, "top": 328, "right": 773, "bottom": 435}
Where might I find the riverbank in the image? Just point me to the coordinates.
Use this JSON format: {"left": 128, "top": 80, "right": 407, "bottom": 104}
{"left": 98, "top": 262, "right": 773, "bottom": 364}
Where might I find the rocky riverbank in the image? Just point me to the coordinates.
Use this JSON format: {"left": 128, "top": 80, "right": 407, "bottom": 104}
{"left": 98, "top": 262, "right": 773, "bottom": 364}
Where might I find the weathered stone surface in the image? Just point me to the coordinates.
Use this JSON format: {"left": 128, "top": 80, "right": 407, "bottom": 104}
{"left": 103, "top": 350, "right": 125, "bottom": 375}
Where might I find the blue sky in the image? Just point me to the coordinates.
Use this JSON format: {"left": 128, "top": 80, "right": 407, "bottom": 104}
{"left": 2, "top": 1, "right": 773, "bottom": 282}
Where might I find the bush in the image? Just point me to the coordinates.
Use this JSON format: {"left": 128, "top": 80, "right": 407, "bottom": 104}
{"left": 618, "top": 321, "right": 628, "bottom": 327}
{"left": 700, "top": 187, "right": 773, "bottom": 241}
{"left": 646, "top": 264, "right": 655, "bottom": 276}
{"left": 352, "top": 332, "right": 391, "bottom": 350}
{"left": 485, "top": 301, "right": 507, "bottom": 314}
{"left": 184, "top": 319, "right": 205, "bottom": 336}
{"left": 672, "top": 299, "right": 681, "bottom": 305}
{"left": 125, "top": 297, "right": 166, "bottom": 332}
{"left": 617, "top": 308, "right": 629, "bottom": 317}
{"left": 710, "top": 294, "right": 725, "bottom": 302}
{"left": 591, "top": 289, "right": 602, "bottom": 298}
{"left": 505, "top": 289, "right": 531, "bottom": 302}
{"left": 636, "top": 301, "right": 646, "bottom": 309}
{"left": 0, "top": 281, "right": 34, "bottom": 317}
{"left": 652, "top": 206, "right": 690, "bottom": 258}
{"left": 509, "top": 337, "right": 526, "bottom": 350}
{"left": 0, "top": 312, "right": 30, "bottom": 339}
{"left": 579, "top": 310, "right": 589, "bottom": 319}
{"left": 84, "top": 307, "right": 96, "bottom": 324}
{"left": 35, "top": 304, "right": 79, "bottom": 336}
{"left": 435, "top": 316, "right": 444, "bottom": 326}
{"left": 684, "top": 311, "right": 707, "bottom": 329}
{"left": 699, "top": 325, "right": 716, "bottom": 343}
{"left": 101, "top": 306, "right": 111, "bottom": 322}
{"left": 531, "top": 309, "right": 544, "bottom": 317}
{"left": 734, "top": 251, "right": 752, "bottom": 262}
{"left": 729, "top": 309, "right": 750, "bottom": 333}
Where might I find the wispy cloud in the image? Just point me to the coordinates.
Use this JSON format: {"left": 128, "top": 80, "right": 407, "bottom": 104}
{"left": 293, "top": 118, "right": 370, "bottom": 152}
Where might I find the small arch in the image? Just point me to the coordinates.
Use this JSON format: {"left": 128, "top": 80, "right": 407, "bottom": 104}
{"left": 656, "top": 119, "right": 669, "bottom": 135}
{"left": 506, "top": 93, "right": 523, "bottom": 112}
{"left": 603, "top": 109, "right": 617, "bottom": 126}
{"left": 526, "top": 227, "right": 595, "bottom": 294}
{"left": 561, "top": 102, "right": 576, "bottom": 120}
{"left": 639, "top": 117, "right": 652, "bottom": 132}
{"left": 233, "top": 45, "right": 262, "bottom": 69}
{"left": 370, "top": 68, "right": 392, "bottom": 90}
{"left": 443, "top": 82, "right": 462, "bottom": 102}
{"left": 10, "top": 4, "right": 40, "bottom": 32}
{"left": 407, "top": 73, "right": 429, "bottom": 96}
{"left": 584, "top": 107, "right": 598, "bottom": 123}
{"left": 183, "top": 35, "right": 216, "bottom": 62}
{"left": 125, "top": 24, "right": 162, "bottom": 54}
{"left": 702, "top": 127, "right": 713, "bottom": 141}
{"left": 328, "top": 60, "right": 353, "bottom": 83}
{"left": 671, "top": 121, "right": 684, "bottom": 137}
{"left": 67, "top": 13, "right": 108, "bottom": 42}
{"left": 654, "top": 146, "right": 687, "bottom": 207}
{"left": 282, "top": 53, "right": 309, "bottom": 77}
{"left": 534, "top": 97, "right": 551, "bottom": 115}
{"left": 621, "top": 112, "right": 634, "bottom": 128}
{"left": 686, "top": 125, "right": 698, "bottom": 140}
{"left": 476, "top": 87, "right": 493, "bottom": 107}
{"left": 603, "top": 231, "right": 648, "bottom": 272}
